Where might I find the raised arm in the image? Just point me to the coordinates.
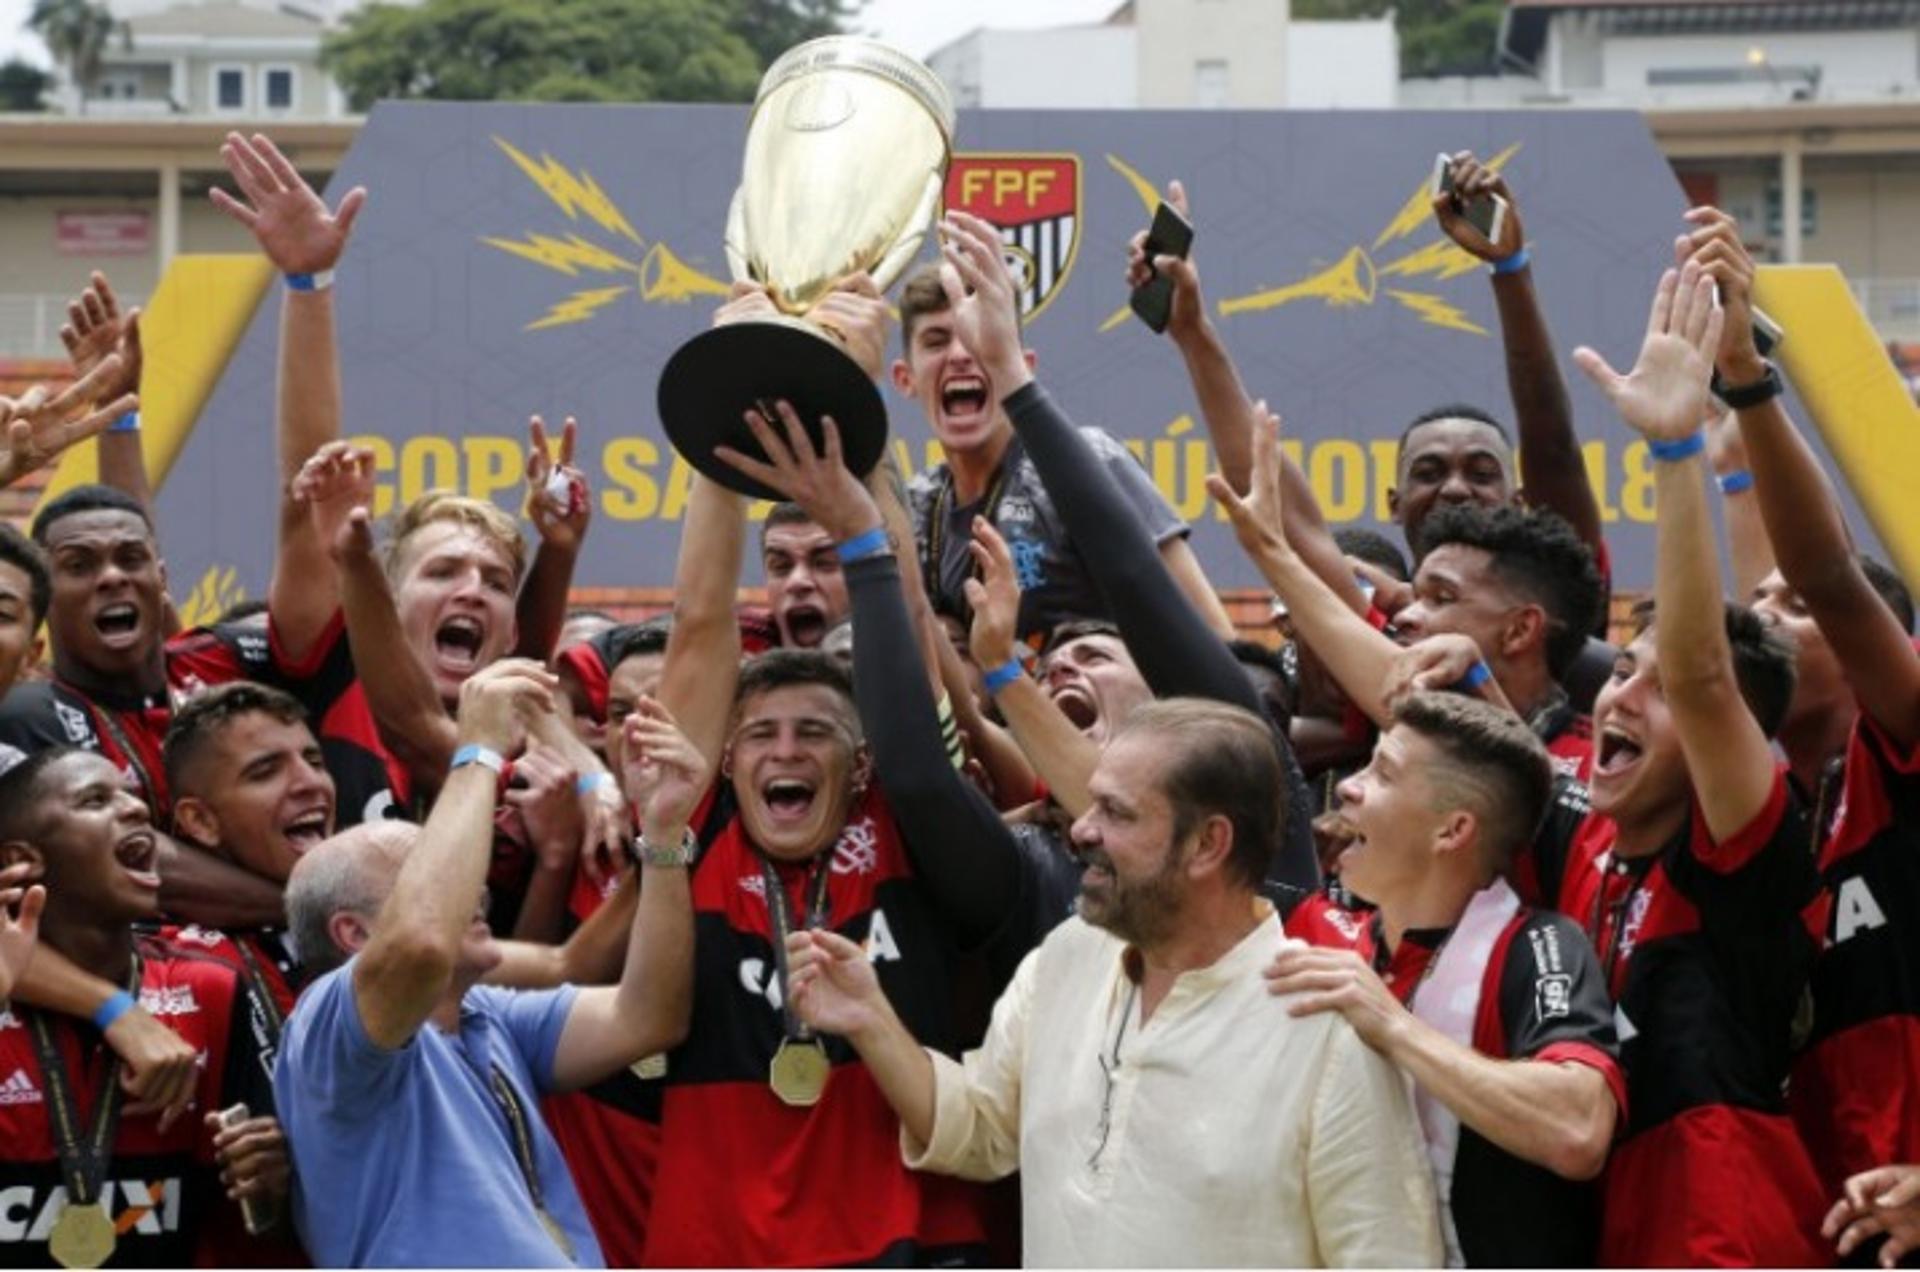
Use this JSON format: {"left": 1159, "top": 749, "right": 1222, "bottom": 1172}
{"left": 1575, "top": 263, "right": 1773, "bottom": 840}
{"left": 293, "top": 443, "right": 458, "bottom": 784}
{"left": 1689, "top": 207, "right": 1920, "bottom": 747}
{"left": 1126, "top": 183, "right": 1369, "bottom": 616}
{"left": 210, "top": 132, "right": 367, "bottom": 666}
{"left": 513, "top": 416, "right": 591, "bottom": 663}
{"left": 1704, "top": 405, "right": 1777, "bottom": 600}
{"left": 549, "top": 700, "right": 696, "bottom": 1089}
{"left": 353, "top": 658, "right": 555, "bottom": 1049}
{"left": 942, "top": 210, "right": 1254, "bottom": 711}
{"left": 965, "top": 517, "right": 1099, "bottom": 816}
{"left": 717, "top": 402, "right": 1027, "bottom": 945}
{"left": 59, "top": 273, "right": 150, "bottom": 514}
{"left": 1210, "top": 409, "right": 1405, "bottom": 727}
{"left": 1435, "top": 153, "right": 1602, "bottom": 556}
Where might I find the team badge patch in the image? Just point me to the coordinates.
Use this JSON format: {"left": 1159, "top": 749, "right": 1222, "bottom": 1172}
{"left": 946, "top": 154, "right": 1082, "bottom": 321}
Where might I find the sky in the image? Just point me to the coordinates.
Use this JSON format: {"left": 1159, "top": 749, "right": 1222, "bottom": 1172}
{"left": 0, "top": 0, "right": 1125, "bottom": 69}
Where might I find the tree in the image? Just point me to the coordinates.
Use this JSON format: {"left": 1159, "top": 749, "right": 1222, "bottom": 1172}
{"left": 0, "top": 59, "right": 52, "bottom": 112}
{"left": 322, "top": 0, "right": 857, "bottom": 110}
{"left": 1292, "top": 0, "right": 1505, "bottom": 76}
{"left": 26, "top": 0, "right": 125, "bottom": 113}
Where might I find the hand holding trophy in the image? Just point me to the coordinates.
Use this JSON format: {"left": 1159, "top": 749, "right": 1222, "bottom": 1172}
{"left": 657, "top": 37, "right": 955, "bottom": 500}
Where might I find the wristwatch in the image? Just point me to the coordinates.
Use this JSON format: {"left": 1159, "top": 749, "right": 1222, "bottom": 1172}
{"left": 1713, "top": 361, "right": 1783, "bottom": 410}
{"left": 628, "top": 826, "right": 697, "bottom": 869}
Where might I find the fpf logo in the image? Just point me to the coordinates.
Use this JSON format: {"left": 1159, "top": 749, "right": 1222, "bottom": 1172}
{"left": 946, "top": 154, "right": 1082, "bottom": 322}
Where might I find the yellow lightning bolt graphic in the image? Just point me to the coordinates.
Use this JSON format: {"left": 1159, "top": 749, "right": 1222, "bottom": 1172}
{"left": 492, "top": 137, "right": 644, "bottom": 246}
{"left": 1376, "top": 237, "right": 1485, "bottom": 283}
{"left": 526, "top": 286, "right": 630, "bottom": 331}
{"left": 1371, "top": 142, "right": 1523, "bottom": 251}
{"left": 1386, "top": 290, "right": 1487, "bottom": 335}
{"left": 1218, "top": 246, "right": 1377, "bottom": 317}
{"left": 481, "top": 232, "right": 639, "bottom": 278}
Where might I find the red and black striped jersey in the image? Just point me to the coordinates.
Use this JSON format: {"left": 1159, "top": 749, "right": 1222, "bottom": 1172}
{"left": 0, "top": 933, "right": 293, "bottom": 1268}
{"left": 1793, "top": 710, "right": 1920, "bottom": 1195}
{"left": 1547, "top": 770, "right": 1831, "bottom": 1266}
{"left": 638, "top": 781, "right": 988, "bottom": 1268}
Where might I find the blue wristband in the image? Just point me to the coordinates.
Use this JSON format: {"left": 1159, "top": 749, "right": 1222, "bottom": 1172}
{"left": 835, "top": 527, "right": 890, "bottom": 564}
{"left": 451, "top": 743, "right": 506, "bottom": 775}
{"left": 92, "top": 990, "right": 136, "bottom": 1033}
{"left": 576, "top": 771, "right": 614, "bottom": 797}
{"left": 983, "top": 659, "right": 1025, "bottom": 693}
{"left": 1717, "top": 469, "right": 1754, "bottom": 495}
{"left": 1490, "top": 246, "right": 1531, "bottom": 276}
{"left": 1647, "top": 432, "right": 1706, "bottom": 463}
{"left": 107, "top": 410, "right": 139, "bottom": 434}
{"left": 1453, "top": 660, "right": 1494, "bottom": 692}
{"left": 284, "top": 269, "right": 334, "bottom": 293}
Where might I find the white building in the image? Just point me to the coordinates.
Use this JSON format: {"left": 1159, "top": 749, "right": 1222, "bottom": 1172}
{"left": 926, "top": 0, "right": 1401, "bottom": 110}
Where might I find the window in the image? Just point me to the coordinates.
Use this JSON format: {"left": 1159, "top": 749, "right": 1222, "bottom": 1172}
{"left": 213, "top": 65, "right": 246, "bottom": 112}
{"left": 1194, "top": 59, "right": 1230, "bottom": 108}
{"left": 262, "top": 66, "right": 295, "bottom": 111}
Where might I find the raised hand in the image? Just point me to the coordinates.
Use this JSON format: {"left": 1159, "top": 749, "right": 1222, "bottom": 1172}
{"left": 937, "top": 210, "right": 1032, "bottom": 396}
{"left": 0, "top": 355, "right": 138, "bottom": 488}
{"left": 0, "top": 863, "right": 44, "bottom": 1004}
{"left": 1432, "top": 151, "right": 1525, "bottom": 263}
{"left": 60, "top": 272, "right": 141, "bottom": 406}
{"left": 1677, "top": 205, "right": 1764, "bottom": 381}
{"left": 290, "top": 441, "right": 377, "bottom": 560}
{"left": 1124, "top": 180, "right": 1205, "bottom": 340}
{"left": 456, "top": 658, "right": 558, "bottom": 756}
{"left": 807, "top": 273, "right": 891, "bottom": 381}
{"left": 786, "top": 928, "right": 889, "bottom": 1039}
{"left": 1573, "top": 262, "right": 1724, "bottom": 444}
{"left": 617, "top": 697, "right": 711, "bottom": 844}
{"left": 962, "top": 516, "right": 1022, "bottom": 671}
{"left": 714, "top": 399, "right": 881, "bottom": 543}
{"left": 524, "top": 416, "right": 590, "bottom": 554}
{"left": 1205, "top": 399, "right": 1290, "bottom": 559}
{"left": 209, "top": 132, "right": 366, "bottom": 276}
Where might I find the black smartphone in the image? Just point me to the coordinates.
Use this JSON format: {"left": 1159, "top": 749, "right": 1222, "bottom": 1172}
{"left": 1130, "top": 201, "right": 1195, "bottom": 333}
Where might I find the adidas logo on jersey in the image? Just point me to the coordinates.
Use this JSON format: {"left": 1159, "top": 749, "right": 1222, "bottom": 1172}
{"left": 138, "top": 986, "right": 201, "bottom": 1018}
{"left": 0, "top": 1069, "right": 41, "bottom": 1106}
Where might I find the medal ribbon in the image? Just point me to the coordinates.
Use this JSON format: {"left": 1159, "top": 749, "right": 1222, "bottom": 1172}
{"left": 487, "top": 1064, "right": 573, "bottom": 1260}
{"left": 26, "top": 956, "right": 137, "bottom": 1209}
{"left": 921, "top": 460, "right": 1013, "bottom": 619}
{"left": 759, "top": 853, "right": 834, "bottom": 1042}
{"left": 83, "top": 699, "right": 162, "bottom": 813}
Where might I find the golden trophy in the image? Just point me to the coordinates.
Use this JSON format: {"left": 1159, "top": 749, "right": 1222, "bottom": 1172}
{"left": 658, "top": 36, "right": 954, "bottom": 499}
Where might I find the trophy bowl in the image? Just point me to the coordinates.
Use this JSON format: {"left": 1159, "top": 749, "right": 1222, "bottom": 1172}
{"left": 658, "top": 36, "right": 955, "bottom": 501}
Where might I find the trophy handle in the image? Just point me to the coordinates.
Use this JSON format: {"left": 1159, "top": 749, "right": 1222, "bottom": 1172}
{"left": 869, "top": 170, "right": 948, "bottom": 293}
{"left": 722, "top": 185, "right": 752, "bottom": 284}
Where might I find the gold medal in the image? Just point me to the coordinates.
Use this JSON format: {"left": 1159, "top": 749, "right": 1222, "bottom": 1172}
{"left": 48, "top": 1201, "right": 116, "bottom": 1270}
{"left": 630, "top": 1053, "right": 668, "bottom": 1081}
{"left": 537, "top": 1206, "right": 575, "bottom": 1260}
{"left": 769, "top": 1037, "right": 831, "bottom": 1107}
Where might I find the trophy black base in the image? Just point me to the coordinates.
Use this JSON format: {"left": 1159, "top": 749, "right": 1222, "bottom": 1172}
{"left": 657, "top": 320, "right": 887, "bottom": 502}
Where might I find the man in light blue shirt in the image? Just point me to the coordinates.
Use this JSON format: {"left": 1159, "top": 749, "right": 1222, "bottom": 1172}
{"left": 275, "top": 659, "right": 701, "bottom": 1267}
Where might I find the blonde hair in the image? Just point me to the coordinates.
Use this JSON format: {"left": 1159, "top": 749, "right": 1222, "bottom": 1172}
{"left": 384, "top": 491, "right": 527, "bottom": 584}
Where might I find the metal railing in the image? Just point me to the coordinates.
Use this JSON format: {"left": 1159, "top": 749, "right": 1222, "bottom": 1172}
{"left": 1853, "top": 278, "right": 1920, "bottom": 344}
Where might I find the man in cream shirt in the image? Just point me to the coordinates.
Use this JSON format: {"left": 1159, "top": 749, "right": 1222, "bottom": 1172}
{"left": 788, "top": 698, "right": 1441, "bottom": 1267}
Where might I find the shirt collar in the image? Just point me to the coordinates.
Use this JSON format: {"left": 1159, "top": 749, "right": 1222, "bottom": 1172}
{"left": 1118, "top": 897, "right": 1279, "bottom": 991}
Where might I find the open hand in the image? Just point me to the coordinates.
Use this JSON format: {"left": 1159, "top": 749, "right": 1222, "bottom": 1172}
{"left": 1573, "top": 262, "right": 1723, "bottom": 444}
{"left": 210, "top": 132, "right": 366, "bottom": 276}
{"left": 60, "top": 272, "right": 142, "bottom": 406}
{"left": 619, "top": 698, "right": 710, "bottom": 845}
{"left": 291, "top": 441, "right": 378, "bottom": 561}
{"left": 1824, "top": 1163, "right": 1920, "bottom": 1268}
{"left": 714, "top": 400, "right": 881, "bottom": 544}
{"left": 962, "top": 517, "right": 1021, "bottom": 672}
{"left": 937, "top": 211, "right": 1032, "bottom": 397}
{"left": 0, "top": 357, "right": 138, "bottom": 488}
{"left": 1264, "top": 944, "right": 1409, "bottom": 1051}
